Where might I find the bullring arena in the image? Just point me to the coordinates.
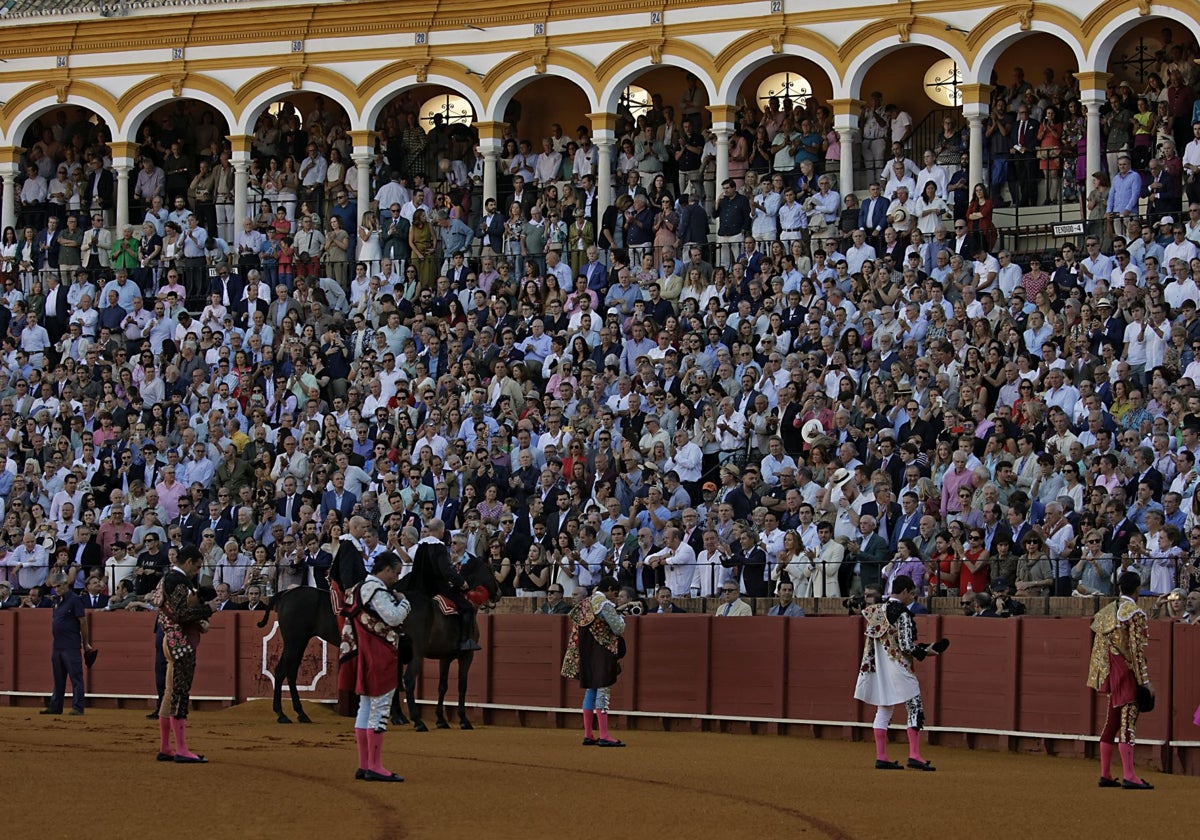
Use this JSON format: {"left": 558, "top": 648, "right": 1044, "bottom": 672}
{"left": 3, "top": 0, "right": 1200, "bottom": 835}
{"left": 3, "top": 603, "right": 1198, "bottom": 838}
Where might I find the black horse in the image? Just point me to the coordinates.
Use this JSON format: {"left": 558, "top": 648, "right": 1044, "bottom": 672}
{"left": 393, "top": 555, "right": 498, "bottom": 732}
{"left": 257, "top": 586, "right": 341, "bottom": 724}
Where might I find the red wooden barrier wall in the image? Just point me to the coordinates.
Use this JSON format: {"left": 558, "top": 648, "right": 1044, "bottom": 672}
{"left": 3, "top": 609, "right": 1200, "bottom": 772}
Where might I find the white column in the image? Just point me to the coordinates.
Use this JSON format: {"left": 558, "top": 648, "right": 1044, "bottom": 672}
{"left": 832, "top": 117, "right": 856, "bottom": 196}
{"left": 232, "top": 154, "right": 249, "bottom": 229}
{"left": 1083, "top": 93, "right": 1105, "bottom": 186}
{"left": 114, "top": 161, "right": 132, "bottom": 233}
{"left": 0, "top": 164, "right": 15, "bottom": 234}
{"left": 596, "top": 134, "right": 614, "bottom": 217}
{"left": 714, "top": 124, "right": 732, "bottom": 189}
{"left": 479, "top": 136, "right": 502, "bottom": 205}
{"left": 353, "top": 151, "right": 372, "bottom": 214}
{"left": 963, "top": 106, "right": 987, "bottom": 193}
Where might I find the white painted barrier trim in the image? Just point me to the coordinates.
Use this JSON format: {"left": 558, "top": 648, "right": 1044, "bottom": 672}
{"left": 0, "top": 690, "right": 235, "bottom": 701}
{"left": 397, "top": 699, "right": 1170, "bottom": 746}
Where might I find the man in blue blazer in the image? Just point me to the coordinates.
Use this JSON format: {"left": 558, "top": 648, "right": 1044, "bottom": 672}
{"left": 857, "top": 182, "right": 890, "bottom": 243}
{"left": 320, "top": 472, "right": 358, "bottom": 520}
{"left": 889, "top": 491, "right": 924, "bottom": 553}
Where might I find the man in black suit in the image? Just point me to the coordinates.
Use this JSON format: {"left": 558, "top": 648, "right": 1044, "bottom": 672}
{"left": 37, "top": 216, "right": 61, "bottom": 279}
{"left": 68, "top": 524, "right": 103, "bottom": 583}
{"left": 41, "top": 273, "right": 71, "bottom": 351}
{"left": 1006, "top": 502, "right": 1033, "bottom": 558}
{"left": 210, "top": 582, "right": 243, "bottom": 611}
{"left": 870, "top": 435, "right": 906, "bottom": 493}
{"left": 235, "top": 283, "right": 269, "bottom": 329}
{"left": 980, "top": 503, "right": 1013, "bottom": 556}
{"left": 276, "top": 476, "right": 304, "bottom": 523}
{"left": 1007, "top": 104, "right": 1039, "bottom": 208}
{"left": 172, "top": 497, "right": 202, "bottom": 546}
{"left": 651, "top": 586, "right": 687, "bottom": 613}
{"left": 677, "top": 197, "right": 710, "bottom": 257}
{"left": 81, "top": 576, "right": 109, "bottom": 610}
{"left": 1103, "top": 500, "right": 1137, "bottom": 559}
{"left": 546, "top": 492, "right": 577, "bottom": 540}
{"left": 1125, "top": 447, "right": 1164, "bottom": 502}
{"left": 205, "top": 500, "right": 233, "bottom": 548}
{"left": 207, "top": 266, "right": 245, "bottom": 310}
{"left": 83, "top": 158, "right": 114, "bottom": 222}
{"left": 477, "top": 197, "right": 504, "bottom": 256}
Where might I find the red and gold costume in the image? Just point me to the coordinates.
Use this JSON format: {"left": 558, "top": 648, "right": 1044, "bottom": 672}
{"left": 1087, "top": 595, "right": 1150, "bottom": 745}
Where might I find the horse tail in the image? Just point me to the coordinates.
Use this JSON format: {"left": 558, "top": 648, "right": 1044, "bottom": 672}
{"left": 257, "top": 594, "right": 275, "bottom": 629}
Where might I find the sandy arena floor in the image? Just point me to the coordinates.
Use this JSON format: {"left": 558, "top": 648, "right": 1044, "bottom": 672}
{"left": 2, "top": 703, "right": 1190, "bottom": 839}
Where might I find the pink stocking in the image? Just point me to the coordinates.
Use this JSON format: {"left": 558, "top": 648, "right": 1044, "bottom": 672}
{"left": 367, "top": 730, "right": 392, "bottom": 776}
{"left": 1099, "top": 742, "right": 1114, "bottom": 779}
{"left": 355, "top": 728, "right": 369, "bottom": 771}
{"left": 873, "top": 729, "right": 889, "bottom": 762}
{"left": 1118, "top": 743, "right": 1139, "bottom": 783}
{"left": 582, "top": 709, "right": 595, "bottom": 739}
{"left": 907, "top": 727, "right": 924, "bottom": 762}
{"left": 159, "top": 716, "right": 174, "bottom": 756}
{"left": 596, "top": 710, "right": 610, "bottom": 741}
{"left": 170, "top": 718, "right": 199, "bottom": 760}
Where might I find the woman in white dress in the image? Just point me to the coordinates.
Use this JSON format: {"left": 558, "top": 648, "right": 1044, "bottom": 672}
{"left": 357, "top": 210, "right": 382, "bottom": 275}
{"left": 772, "top": 531, "right": 815, "bottom": 597}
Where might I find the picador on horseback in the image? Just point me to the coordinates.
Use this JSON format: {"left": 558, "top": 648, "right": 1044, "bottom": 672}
{"left": 409, "top": 519, "right": 481, "bottom": 652}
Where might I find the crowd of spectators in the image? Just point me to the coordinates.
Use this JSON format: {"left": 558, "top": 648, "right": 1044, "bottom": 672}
{"left": 5, "top": 37, "right": 1200, "bottom": 624}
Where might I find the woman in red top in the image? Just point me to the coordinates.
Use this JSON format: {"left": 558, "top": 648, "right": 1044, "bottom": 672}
{"left": 958, "top": 528, "right": 991, "bottom": 594}
{"left": 929, "top": 531, "right": 959, "bottom": 597}
{"left": 966, "top": 183, "right": 996, "bottom": 251}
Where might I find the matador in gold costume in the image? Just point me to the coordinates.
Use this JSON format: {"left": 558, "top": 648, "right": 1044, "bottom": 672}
{"left": 1087, "top": 571, "right": 1154, "bottom": 790}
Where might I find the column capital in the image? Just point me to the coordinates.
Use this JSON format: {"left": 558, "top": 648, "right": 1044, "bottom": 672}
{"left": 1074, "top": 71, "right": 1112, "bottom": 94}
{"left": 351, "top": 151, "right": 373, "bottom": 165}
{"left": 226, "top": 133, "right": 253, "bottom": 156}
{"left": 958, "top": 83, "right": 993, "bottom": 107}
{"left": 707, "top": 104, "right": 737, "bottom": 125}
{"left": 828, "top": 98, "right": 864, "bottom": 118}
{"left": 961, "top": 102, "right": 989, "bottom": 120}
{"left": 0, "top": 147, "right": 22, "bottom": 168}
{"left": 349, "top": 130, "right": 375, "bottom": 149}
{"left": 474, "top": 121, "right": 507, "bottom": 142}
{"left": 232, "top": 158, "right": 249, "bottom": 171}
{"left": 109, "top": 141, "right": 140, "bottom": 161}
{"left": 112, "top": 161, "right": 134, "bottom": 172}
{"left": 587, "top": 112, "right": 619, "bottom": 134}
{"left": 481, "top": 147, "right": 501, "bottom": 159}
{"left": 711, "top": 124, "right": 734, "bottom": 137}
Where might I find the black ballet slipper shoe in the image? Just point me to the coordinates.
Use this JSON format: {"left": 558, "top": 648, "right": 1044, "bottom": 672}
{"left": 173, "top": 754, "right": 208, "bottom": 764}
{"left": 597, "top": 738, "right": 626, "bottom": 747}
{"left": 363, "top": 770, "right": 405, "bottom": 782}
{"left": 582, "top": 737, "right": 598, "bottom": 746}
{"left": 156, "top": 752, "right": 176, "bottom": 762}
{"left": 1098, "top": 777, "right": 1121, "bottom": 788}
{"left": 875, "top": 759, "right": 904, "bottom": 770}
{"left": 907, "top": 758, "right": 936, "bottom": 771}
{"left": 1121, "top": 779, "right": 1153, "bottom": 790}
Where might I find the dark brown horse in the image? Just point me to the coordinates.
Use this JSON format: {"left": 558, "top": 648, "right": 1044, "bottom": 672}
{"left": 257, "top": 586, "right": 341, "bottom": 724}
{"left": 393, "top": 555, "right": 498, "bottom": 731}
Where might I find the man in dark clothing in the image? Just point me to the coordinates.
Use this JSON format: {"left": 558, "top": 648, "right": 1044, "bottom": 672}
{"left": 41, "top": 572, "right": 92, "bottom": 716}
{"left": 715, "top": 178, "right": 751, "bottom": 267}
{"left": 411, "top": 518, "right": 480, "bottom": 651}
